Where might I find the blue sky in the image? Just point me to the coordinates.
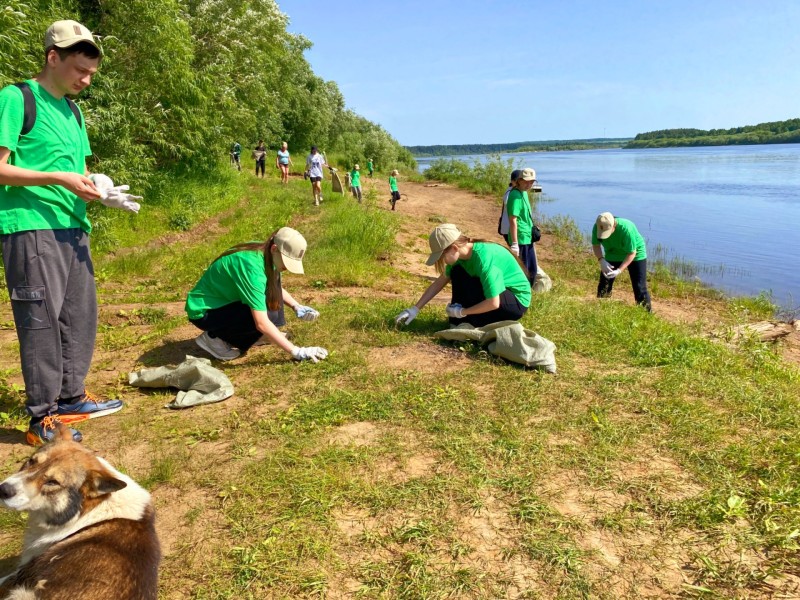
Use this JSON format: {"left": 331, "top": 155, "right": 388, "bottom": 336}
{"left": 278, "top": 0, "right": 800, "bottom": 146}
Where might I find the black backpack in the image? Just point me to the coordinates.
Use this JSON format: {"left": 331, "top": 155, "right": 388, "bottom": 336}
{"left": 14, "top": 82, "right": 82, "bottom": 138}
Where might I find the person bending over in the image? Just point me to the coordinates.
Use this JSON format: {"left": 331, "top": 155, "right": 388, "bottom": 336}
{"left": 592, "top": 212, "right": 651, "bottom": 312}
{"left": 185, "top": 227, "right": 328, "bottom": 362}
{"left": 396, "top": 223, "right": 531, "bottom": 328}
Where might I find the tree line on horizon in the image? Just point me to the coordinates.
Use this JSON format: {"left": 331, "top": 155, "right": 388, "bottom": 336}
{"left": 625, "top": 118, "right": 800, "bottom": 148}
{"left": 0, "top": 0, "right": 415, "bottom": 189}
{"left": 406, "top": 138, "right": 632, "bottom": 157}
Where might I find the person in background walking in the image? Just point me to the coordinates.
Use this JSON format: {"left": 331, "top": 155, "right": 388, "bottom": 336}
{"left": 367, "top": 158, "right": 374, "bottom": 177}
{"left": 231, "top": 141, "right": 241, "bottom": 171}
{"left": 0, "top": 20, "right": 131, "bottom": 444}
{"left": 592, "top": 212, "right": 652, "bottom": 311}
{"left": 306, "top": 145, "right": 329, "bottom": 206}
{"left": 276, "top": 141, "right": 291, "bottom": 184}
{"left": 395, "top": 224, "right": 531, "bottom": 328}
{"left": 506, "top": 167, "right": 538, "bottom": 283}
{"left": 254, "top": 140, "right": 266, "bottom": 178}
{"left": 350, "top": 164, "right": 363, "bottom": 203}
{"left": 186, "top": 227, "right": 329, "bottom": 363}
{"left": 389, "top": 169, "right": 400, "bottom": 211}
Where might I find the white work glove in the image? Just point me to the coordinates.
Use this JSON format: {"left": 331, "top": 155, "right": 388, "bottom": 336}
{"left": 90, "top": 174, "right": 142, "bottom": 214}
{"left": 395, "top": 306, "right": 419, "bottom": 326}
{"left": 446, "top": 303, "right": 465, "bottom": 319}
{"left": 291, "top": 346, "right": 329, "bottom": 363}
{"left": 294, "top": 305, "right": 320, "bottom": 322}
{"left": 599, "top": 259, "right": 614, "bottom": 276}
{"left": 510, "top": 243, "right": 520, "bottom": 257}
{"left": 604, "top": 268, "right": 622, "bottom": 280}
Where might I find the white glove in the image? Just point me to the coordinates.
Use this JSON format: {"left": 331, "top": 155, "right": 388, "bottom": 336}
{"left": 604, "top": 268, "right": 622, "bottom": 280}
{"left": 294, "top": 305, "right": 320, "bottom": 322}
{"left": 291, "top": 346, "right": 329, "bottom": 363}
{"left": 395, "top": 306, "right": 419, "bottom": 325}
{"left": 446, "top": 303, "right": 465, "bottom": 319}
{"left": 510, "top": 243, "right": 520, "bottom": 257}
{"left": 599, "top": 259, "right": 614, "bottom": 275}
{"left": 90, "top": 174, "right": 142, "bottom": 213}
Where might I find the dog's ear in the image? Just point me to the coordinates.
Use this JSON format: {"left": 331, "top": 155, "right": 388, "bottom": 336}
{"left": 55, "top": 422, "right": 76, "bottom": 442}
{"left": 86, "top": 469, "right": 127, "bottom": 497}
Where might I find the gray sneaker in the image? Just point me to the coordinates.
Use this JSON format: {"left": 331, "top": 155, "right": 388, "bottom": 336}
{"left": 196, "top": 332, "right": 241, "bottom": 361}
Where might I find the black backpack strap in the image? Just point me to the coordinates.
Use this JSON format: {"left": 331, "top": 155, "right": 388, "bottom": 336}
{"left": 13, "top": 82, "right": 36, "bottom": 137}
{"left": 65, "top": 97, "right": 83, "bottom": 129}
{"left": 13, "top": 82, "right": 83, "bottom": 138}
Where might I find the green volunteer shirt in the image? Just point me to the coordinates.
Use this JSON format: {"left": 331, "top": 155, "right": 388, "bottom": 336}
{"left": 350, "top": 170, "right": 361, "bottom": 187}
{"left": 389, "top": 176, "right": 398, "bottom": 192}
{"left": 506, "top": 189, "right": 533, "bottom": 245}
{"left": 367, "top": 161, "right": 373, "bottom": 170}
{"left": 0, "top": 80, "right": 92, "bottom": 234}
{"left": 445, "top": 242, "right": 531, "bottom": 308}
{"left": 591, "top": 217, "right": 647, "bottom": 262}
{"left": 185, "top": 250, "right": 270, "bottom": 320}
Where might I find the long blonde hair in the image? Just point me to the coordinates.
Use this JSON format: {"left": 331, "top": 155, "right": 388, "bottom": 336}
{"left": 435, "top": 235, "right": 529, "bottom": 278}
{"left": 216, "top": 229, "right": 283, "bottom": 311}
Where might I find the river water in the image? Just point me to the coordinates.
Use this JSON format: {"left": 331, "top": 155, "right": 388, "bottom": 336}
{"left": 416, "top": 144, "right": 800, "bottom": 309}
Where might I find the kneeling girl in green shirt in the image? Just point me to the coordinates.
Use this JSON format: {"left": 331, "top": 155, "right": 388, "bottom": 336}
{"left": 395, "top": 223, "right": 531, "bottom": 327}
{"left": 185, "top": 227, "right": 328, "bottom": 362}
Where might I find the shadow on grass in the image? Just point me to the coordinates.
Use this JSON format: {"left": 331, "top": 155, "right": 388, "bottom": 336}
{"left": 0, "top": 427, "right": 25, "bottom": 447}
{"left": 0, "top": 553, "right": 20, "bottom": 577}
{"left": 136, "top": 338, "right": 205, "bottom": 367}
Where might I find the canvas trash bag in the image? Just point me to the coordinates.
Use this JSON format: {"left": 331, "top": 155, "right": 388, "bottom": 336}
{"left": 435, "top": 320, "right": 557, "bottom": 373}
{"left": 129, "top": 355, "right": 234, "bottom": 409}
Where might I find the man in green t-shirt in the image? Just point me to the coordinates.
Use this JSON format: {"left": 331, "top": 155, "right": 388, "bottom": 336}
{"left": 591, "top": 212, "right": 651, "bottom": 311}
{"left": 0, "top": 20, "right": 127, "bottom": 445}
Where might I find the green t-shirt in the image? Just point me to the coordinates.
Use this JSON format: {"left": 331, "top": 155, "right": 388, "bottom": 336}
{"left": 591, "top": 217, "right": 647, "bottom": 262}
{"left": 350, "top": 170, "right": 361, "bottom": 187}
{"left": 185, "top": 250, "right": 270, "bottom": 320}
{"left": 0, "top": 80, "right": 92, "bottom": 234}
{"left": 367, "top": 161, "right": 373, "bottom": 170}
{"left": 389, "top": 176, "right": 398, "bottom": 192}
{"left": 506, "top": 189, "right": 533, "bottom": 245}
{"left": 445, "top": 242, "right": 531, "bottom": 307}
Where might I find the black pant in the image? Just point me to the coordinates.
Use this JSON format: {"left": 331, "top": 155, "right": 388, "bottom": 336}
{"left": 255, "top": 159, "right": 265, "bottom": 177}
{"left": 597, "top": 258, "right": 651, "bottom": 311}
{"left": 505, "top": 236, "right": 537, "bottom": 283}
{"left": 449, "top": 264, "right": 527, "bottom": 327}
{"left": 190, "top": 302, "right": 286, "bottom": 351}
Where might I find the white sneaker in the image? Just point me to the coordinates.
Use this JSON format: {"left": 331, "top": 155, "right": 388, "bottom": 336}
{"left": 195, "top": 332, "right": 241, "bottom": 361}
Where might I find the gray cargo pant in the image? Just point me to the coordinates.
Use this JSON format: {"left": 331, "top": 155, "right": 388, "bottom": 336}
{"left": 1, "top": 229, "right": 97, "bottom": 419}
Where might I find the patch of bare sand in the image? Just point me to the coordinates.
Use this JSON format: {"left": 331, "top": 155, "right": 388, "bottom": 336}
{"left": 368, "top": 342, "right": 470, "bottom": 374}
{"left": 327, "top": 421, "right": 381, "bottom": 447}
{"left": 539, "top": 469, "right": 691, "bottom": 598}
{"left": 449, "top": 491, "right": 548, "bottom": 598}
{"left": 621, "top": 453, "right": 704, "bottom": 502}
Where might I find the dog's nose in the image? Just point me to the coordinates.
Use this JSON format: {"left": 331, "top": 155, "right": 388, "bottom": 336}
{"left": 0, "top": 481, "right": 16, "bottom": 500}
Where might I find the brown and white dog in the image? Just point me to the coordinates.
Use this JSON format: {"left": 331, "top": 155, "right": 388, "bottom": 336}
{"left": 0, "top": 425, "right": 160, "bottom": 599}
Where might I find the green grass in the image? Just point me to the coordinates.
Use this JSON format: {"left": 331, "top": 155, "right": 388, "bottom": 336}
{"left": 1, "top": 165, "right": 798, "bottom": 599}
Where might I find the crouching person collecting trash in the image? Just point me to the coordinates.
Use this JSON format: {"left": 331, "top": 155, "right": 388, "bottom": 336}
{"left": 396, "top": 224, "right": 531, "bottom": 328}
{"left": 185, "top": 227, "right": 329, "bottom": 362}
{"left": 592, "top": 212, "right": 651, "bottom": 312}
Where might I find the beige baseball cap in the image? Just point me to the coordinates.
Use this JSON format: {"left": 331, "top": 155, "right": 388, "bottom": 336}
{"left": 45, "top": 20, "right": 100, "bottom": 52}
{"left": 426, "top": 223, "right": 462, "bottom": 266}
{"left": 595, "top": 212, "right": 616, "bottom": 239}
{"left": 519, "top": 168, "right": 536, "bottom": 181}
{"left": 274, "top": 227, "right": 307, "bottom": 274}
